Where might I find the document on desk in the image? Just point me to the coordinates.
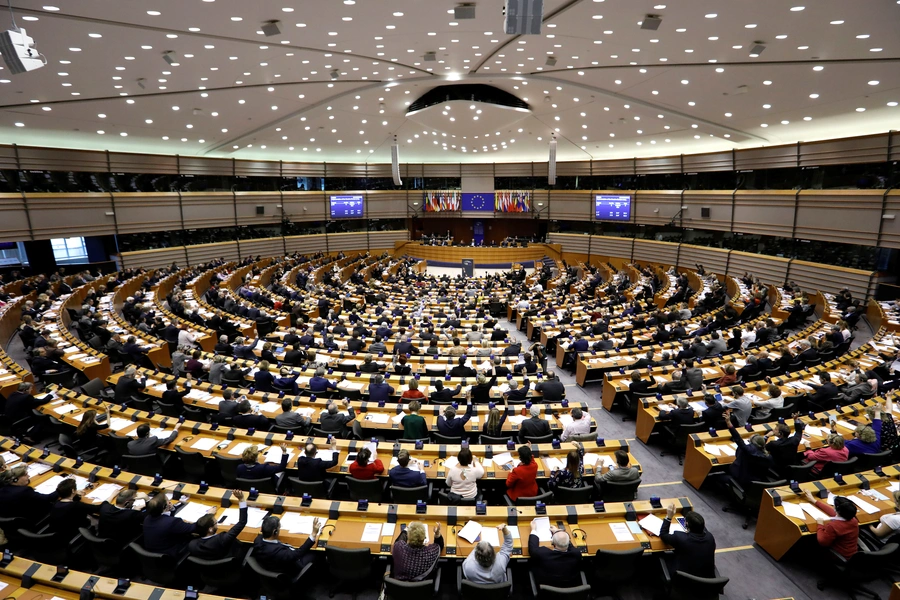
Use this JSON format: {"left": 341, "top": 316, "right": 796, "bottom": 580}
{"left": 86, "top": 482, "right": 123, "bottom": 503}
{"left": 702, "top": 444, "right": 721, "bottom": 456}
{"left": 1, "top": 451, "right": 19, "bottom": 466}
{"left": 847, "top": 495, "right": 880, "bottom": 514}
{"left": 782, "top": 502, "right": 806, "bottom": 521}
{"left": 443, "top": 456, "right": 460, "bottom": 469}
{"left": 264, "top": 446, "right": 294, "bottom": 464}
{"left": 361, "top": 523, "right": 384, "bottom": 543}
{"left": 382, "top": 523, "right": 396, "bottom": 538}
{"left": 719, "top": 445, "right": 736, "bottom": 457}
{"left": 457, "top": 520, "right": 484, "bottom": 543}
{"left": 175, "top": 502, "right": 213, "bottom": 524}
{"left": 543, "top": 457, "right": 566, "bottom": 472}
{"left": 53, "top": 403, "right": 78, "bottom": 415}
{"left": 365, "top": 413, "right": 390, "bottom": 424}
{"left": 259, "top": 401, "right": 280, "bottom": 413}
{"left": 492, "top": 452, "right": 513, "bottom": 466}
{"left": 532, "top": 517, "right": 552, "bottom": 542}
{"left": 609, "top": 522, "right": 634, "bottom": 542}
{"left": 279, "top": 512, "right": 315, "bottom": 534}
{"left": 480, "top": 526, "right": 501, "bottom": 547}
{"left": 581, "top": 453, "right": 600, "bottom": 468}
{"left": 26, "top": 462, "right": 51, "bottom": 478}
{"left": 637, "top": 514, "right": 666, "bottom": 537}
{"left": 191, "top": 438, "right": 218, "bottom": 451}
{"left": 228, "top": 442, "right": 254, "bottom": 456}
{"left": 315, "top": 450, "right": 336, "bottom": 462}
{"left": 35, "top": 475, "right": 67, "bottom": 495}
{"left": 108, "top": 417, "right": 132, "bottom": 432}
{"left": 799, "top": 502, "right": 831, "bottom": 521}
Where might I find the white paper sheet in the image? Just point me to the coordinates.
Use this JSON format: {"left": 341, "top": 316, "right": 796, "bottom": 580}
{"left": 847, "top": 495, "right": 880, "bottom": 515}
{"left": 638, "top": 514, "right": 666, "bottom": 536}
{"left": 799, "top": 502, "right": 831, "bottom": 521}
{"left": 86, "top": 482, "right": 123, "bottom": 503}
{"left": 279, "top": 512, "right": 315, "bottom": 534}
{"left": 228, "top": 442, "right": 254, "bottom": 456}
{"left": 480, "top": 526, "right": 501, "bottom": 547}
{"left": 53, "top": 403, "right": 78, "bottom": 415}
{"left": 1, "top": 451, "right": 19, "bottom": 466}
{"left": 703, "top": 444, "right": 721, "bottom": 456}
{"left": 609, "top": 522, "right": 634, "bottom": 542}
{"left": 782, "top": 502, "right": 807, "bottom": 520}
{"left": 719, "top": 445, "right": 736, "bottom": 457}
{"left": 35, "top": 474, "right": 68, "bottom": 495}
{"left": 175, "top": 501, "right": 213, "bottom": 524}
{"left": 532, "top": 517, "right": 552, "bottom": 542}
{"left": 443, "top": 456, "right": 460, "bottom": 469}
{"left": 191, "top": 438, "right": 218, "bottom": 451}
{"left": 365, "top": 413, "right": 390, "bottom": 424}
{"left": 382, "top": 523, "right": 396, "bottom": 538}
{"left": 492, "top": 452, "right": 513, "bottom": 466}
{"left": 361, "top": 522, "right": 384, "bottom": 542}
{"left": 453, "top": 520, "right": 483, "bottom": 543}
{"left": 26, "top": 462, "right": 51, "bottom": 478}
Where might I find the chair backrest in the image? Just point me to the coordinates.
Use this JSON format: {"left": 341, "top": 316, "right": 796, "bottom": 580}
{"left": 860, "top": 449, "right": 893, "bottom": 471}
{"left": 786, "top": 461, "right": 818, "bottom": 482}
{"left": 78, "top": 527, "right": 123, "bottom": 568}
{"left": 19, "top": 529, "right": 66, "bottom": 563}
{"left": 236, "top": 476, "right": 278, "bottom": 494}
{"left": 524, "top": 433, "right": 555, "bottom": 444}
{"left": 460, "top": 579, "right": 512, "bottom": 600}
{"left": 397, "top": 437, "right": 431, "bottom": 445}
{"left": 479, "top": 434, "right": 513, "bottom": 445}
{"left": 156, "top": 401, "right": 181, "bottom": 418}
{"left": 390, "top": 485, "right": 430, "bottom": 503}
{"left": 287, "top": 477, "right": 327, "bottom": 498}
{"left": 122, "top": 453, "right": 163, "bottom": 477}
{"left": 80, "top": 377, "right": 106, "bottom": 398}
{"left": 514, "top": 490, "right": 554, "bottom": 506}
{"left": 185, "top": 555, "right": 243, "bottom": 588}
{"left": 384, "top": 576, "right": 435, "bottom": 599}
{"left": 432, "top": 432, "right": 463, "bottom": 444}
{"left": 823, "top": 456, "right": 859, "bottom": 477}
{"left": 325, "top": 546, "right": 372, "bottom": 579}
{"left": 109, "top": 432, "right": 133, "bottom": 456}
{"left": 553, "top": 485, "right": 593, "bottom": 505}
{"left": 128, "top": 542, "right": 178, "bottom": 586}
{"left": 770, "top": 403, "right": 796, "bottom": 421}
{"left": 567, "top": 432, "right": 599, "bottom": 443}
{"left": 213, "top": 453, "right": 243, "bottom": 486}
{"left": 175, "top": 447, "right": 208, "bottom": 481}
{"left": 669, "top": 571, "right": 729, "bottom": 600}
{"left": 600, "top": 478, "right": 642, "bottom": 502}
{"left": 746, "top": 479, "right": 787, "bottom": 509}
{"left": 246, "top": 556, "right": 293, "bottom": 599}
{"left": 538, "top": 584, "right": 592, "bottom": 599}
{"left": 438, "top": 490, "right": 478, "bottom": 506}
{"left": 346, "top": 476, "right": 384, "bottom": 502}
{"left": 311, "top": 427, "right": 342, "bottom": 438}
{"left": 593, "top": 547, "right": 645, "bottom": 584}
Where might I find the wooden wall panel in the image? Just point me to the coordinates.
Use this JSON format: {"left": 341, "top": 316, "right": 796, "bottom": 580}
{"left": 682, "top": 150, "right": 734, "bottom": 173}
{"left": 178, "top": 156, "right": 233, "bottom": 176}
{"left": 118, "top": 246, "right": 187, "bottom": 271}
{"left": 325, "top": 163, "right": 369, "bottom": 178}
{"left": 794, "top": 190, "right": 881, "bottom": 245}
{"left": 589, "top": 236, "right": 634, "bottom": 261}
{"left": 635, "top": 155, "right": 681, "bottom": 175}
{"left": 799, "top": 134, "right": 891, "bottom": 167}
{"left": 635, "top": 191, "right": 680, "bottom": 226}
{"left": 727, "top": 251, "right": 789, "bottom": 286}
{"left": 239, "top": 237, "right": 285, "bottom": 258}
{"left": 458, "top": 164, "right": 491, "bottom": 177}
{"left": 234, "top": 160, "right": 280, "bottom": 178}
{"left": 400, "top": 164, "right": 425, "bottom": 178}
{"left": 632, "top": 239, "right": 677, "bottom": 267}
{"left": 367, "top": 191, "right": 408, "bottom": 219}
{"left": 678, "top": 245, "right": 729, "bottom": 276}
{"left": 557, "top": 160, "right": 591, "bottom": 177}
{"left": 494, "top": 162, "right": 534, "bottom": 177}
{"left": 682, "top": 191, "right": 733, "bottom": 232}
{"left": 592, "top": 158, "right": 634, "bottom": 176}
{"left": 548, "top": 191, "right": 591, "bottom": 221}
{"left": 327, "top": 232, "right": 369, "bottom": 252}
{"left": 369, "top": 230, "right": 409, "bottom": 250}
{"left": 17, "top": 146, "right": 109, "bottom": 172}
{"left": 0, "top": 194, "right": 31, "bottom": 242}
{"left": 879, "top": 190, "right": 900, "bottom": 249}
{"left": 181, "top": 192, "right": 237, "bottom": 229}
{"left": 366, "top": 163, "right": 393, "bottom": 178}
{"left": 732, "top": 191, "right": 795, "bottom": 237}
{"left": 285, "top": 234, "right": 327, "bottom": 254}
{"left": 0, "top": 146, "right": 18, "bottom": 170}
{"left": 235, "top": 192, "right": 283, "bottom": 227}
{"left": 27, "top": 193, "right": 116, "bottom": 238}
{"left": 281, "top": 192, "right": 327, "bottom": 222}
{"left": 113, "top": 192, "right": 182, "bottom": 235}
{"left": 281, "top": 162, "right": 326, "bottom": 177}
{"left": 734, "top": 144, "right": 797, "bottom": 170}
{"left": 547, "top": 232, "right": 590, "bottom": 255}
{"left": 787, "top": 260, "right": 871, "bottom": 298}
{"left": 107, "top": 152, "right": 179, "bottom": 174}
{"left": 187, "top": 241, "right": 239, "bottom": 265}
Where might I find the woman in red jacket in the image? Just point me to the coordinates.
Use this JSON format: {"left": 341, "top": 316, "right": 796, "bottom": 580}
{"left": 506, "top": 443, "right": 539, "bottom": 501}
{"left": 804, "top": 491, "right": 859, "bottom": 559}
{"left": 348, "top": 447, "right": 384, "bottom": 480}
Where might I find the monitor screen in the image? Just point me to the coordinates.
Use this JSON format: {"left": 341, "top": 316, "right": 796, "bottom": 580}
{"left": 329, "top": 195, "right": 365, "bottom": 219}
{"left": 595, "top": 195, "right": 632, "bottom": 221}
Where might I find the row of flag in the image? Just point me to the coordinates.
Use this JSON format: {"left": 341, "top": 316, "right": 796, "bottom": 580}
{"left": 423, "top": 190, "right": 460, "bottom": 212}
{"left": 495, "top": 190, "right": 532, "bottom": 213}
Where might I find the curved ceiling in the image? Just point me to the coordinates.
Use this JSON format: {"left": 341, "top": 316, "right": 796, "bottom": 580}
{"left": 0, "top": 0, "right": 898, "bottom": 164}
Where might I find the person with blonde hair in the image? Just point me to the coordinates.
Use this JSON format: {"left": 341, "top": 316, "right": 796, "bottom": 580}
{"left": 803, "top": 433, "right": 849, "bottom": 475}
{"left": 401, "top": 379, "right": 426, "bottom": 401}
{"left": 869, "top": 489, "right": 900, "bottom": 539}
{"left": 237, "top": 443, "right": 288, "bottom": 481}
{"left": 390, "top": 521, "right": 443, "bottom": 581}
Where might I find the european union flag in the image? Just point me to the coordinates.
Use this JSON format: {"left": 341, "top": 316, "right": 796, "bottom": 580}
{"left": 461, "top": 192, "right": 495, "bottom": 212}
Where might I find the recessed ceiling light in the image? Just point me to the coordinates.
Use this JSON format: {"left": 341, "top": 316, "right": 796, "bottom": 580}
{"left": 675, "top": 28, "right": 686, "bottom": 32}
{"left": 282, "top": 7, "right": 294, "bottom": 12}
{"left": 780, "top": 120, "right": 789, "bottom": 125}
{"left": 760, "top": 123, "right": 768, "bottom": 127}
{"left": 797, "top": 45, "right": 809, "bottom": 50}
{"left": 745, "top": 24, "right": 757, "bottom": 28}
{"left": 42, "top": 5, "right": 59, "bottom": 10}
{"left": 813, "top": 65, "right": 824, "bottom": 71}
{"left": 393, "top": 11, "right": 403, "bottom": 16}
{"left": 120, "top": 132, "right": 128, "bottom": 136}
{"left": 871, "top": 47, "right": 883, "bottom": 52}
{"left": 856, "top": 107, "right": 866, "bottom": 112}
{"left": 69, "top": 47, "right": 81, "bottom": 52}
{"left": 790, "top": 6, "right": 805, "bottom": 11}
{"left": 231, "top": 16, "right": 242, "bottom": 21}
{"left": 803, "top": 116, "right": 812, "bottom": 121}
{"left": 775, "top": 34, "right": 788, "bottom": 39}
{"left": 763, "top": 104, "right": 771, "bottom": 108}
{"left": 868, "top": 80, "right": 880, "bottom": 85}
{"left": 654, "top": 4, "right": 666, "bottom": 8}
{"left": 680, "top": 79, "right": 688, "bottom": 84}
{"left": 189, "top": 27, "right": 200, "bottom": 31}
{"left": 704, "top": 13, "right": 717, "bottom": 18}
{"left": 146, "top": 10, "right": 161, "bottom": 16}
{"left": 97, "top": 113, "right": 106, "bottom": 118}
{"left": 856, "top": 34, "right": 870, "bottom": 39}
{"left": 172, "top": 105, "right": 179, "bottom": 110}
{"left": 888, "top": 102, "right": 899, "bottom": 107}
{"left": 88, "top": 33, "right": 102, "bottom": 38}
{"left": 14, "top": 122, "right": 24, "bottom": 127}
{"left": 809, "top": 93, "right": 819, "bottom": 98}
{"left": 715, "top": 67, "right": 724, "bottom": 73}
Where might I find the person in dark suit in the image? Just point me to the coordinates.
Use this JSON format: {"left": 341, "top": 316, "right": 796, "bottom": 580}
{"left": 252, "top": 514, "right": 323, "bottom": 574}
{"left": 504, "top": 378, "right": 530, "bottom": 402}
{"left": 797, "top": 340, "right": 818, "bottom": 363}
{"left": 514, "top": 353, "right": 538, "bottom": 374}
{"left": 518, "top": 406, "right": 551, "bottom": 442}
{"left": 127, "top": 422, "right": 180, "bottom": 455}
{"left": 233, "top": 338, "right": 259, "bottom": 360}
{"left": 429, "top": 380, "right": 461, "bottom": 403}
{"left": 682, "top": 359, "right": 704, "bottom": 390}
{"left": 347, "top": 334, "right": 366, "bottom": 352}
{"left": 233, "top": 400, "right": 271, "bottom": 430}
{"left": 190, "top": 489, "right": 248, "bottom": 559}
{"left": 491, "top": 357, "right": 512, "bottom": 377}
{"left": 0, "top": 464, "right": 58, "bottom": 525}
{"left": 214, "top": 335, "right": 233, "bottom": 354}
{"left": 254, "top": 362, "right": 276, "bottom": 392}
{"left": 659, "top": 505, "right": 716, "bottom": 579}
{"left": 393, "top": 355, "right": 413, "bottom": 376}
{"left": 283, "top": 344, "right": 306, "bottom": 367}
{"left": 123, "top": 336, "right": 151, "bottom": 363}
{"left": 47, "top": 478, "right": 98, "bottom": 542}
{"left": 367, "top": 374, "right": 395, "bottom": 404}
{"left": 98, "top": 489, "right": 147, "bottom": 543}
{"left": 114, "top": 366, "right": 146, "bottom": 403}
{"left": 736, "top": 355, "right": 761, "bottom": 382}
{"left": 3, "top": 382, "right": 51, "bottom": 426}
{"left": 359, "top": 354, "right": 382, "bottom": 373}
{"left": 450, "top": 356, "right": 477, "bottom": 378}
{"left": 388, "top": 449, "right": 427, "bottom": 488}
{"left": 570, "top": 333, "right": 589, "bottom": 352}
{"left": 295, "top": 439, "right": 339, "bottom": 481}
{"left": 808, "top": 372, "right": 840, "bottom": 411}
{"left": 217, "top": 390, "right": 240, "bottom": 421}
{"left": 527, "top": 518, "right": 582, "bottom": 588}
{"left": 142, "top": 494, "right": 199, "bottom": 558}
{"left": 437, "top": 403, "right": 474, "bottom": 438}
{"left": 320, "top": 400, "right": 356, "bottom": 435}
{"left": 282, "top": 329, "right": 301, "bottom": 347}
{"left": 700, "top": 394, "right": 726, "bottom": 428}
{"left": 161, "top": 380, "right": 190, "bottom": 412}
{"left": 535, "top": 370, "right": 565, "bottom": 402}
{"left": 237, "top": 444, "right": 289, "bottom": 480}
{"left": 765, "top": 418, "right": 805, "bottom": 474}
{"left": 628, "top": 371, "right": 656, "bottom": 395}
{"left": 393, "top": 336, "right": 416, "bottom": 356}
{"left": 658, "top": 397, "right": 696, "bottom": 426}
{"left": 660, "top": 371, "right": 689, "bottom": 395}
{"left": 632, "top": 351, "right": 657, "bottom": 370}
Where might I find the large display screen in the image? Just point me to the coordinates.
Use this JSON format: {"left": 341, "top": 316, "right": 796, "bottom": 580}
{"left": 329, "top": 195, "right": 364, "bottom": 219}
{"left": 595, "top": 195, "right": 632, "bottom": 221}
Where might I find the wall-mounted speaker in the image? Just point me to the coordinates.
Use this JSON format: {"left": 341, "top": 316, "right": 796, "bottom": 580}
{"left": 548, "top": 138, "right": 557, "bottom": 185}
{"left": 701, "top": 207, "right": 710, "bottom": 218}
{"left": 256, "top": 206, "right": 265, "bottom": 215}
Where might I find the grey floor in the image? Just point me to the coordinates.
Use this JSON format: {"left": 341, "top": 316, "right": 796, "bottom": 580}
{"left": 11, "top": 313, "right": 889, "bottom": 600}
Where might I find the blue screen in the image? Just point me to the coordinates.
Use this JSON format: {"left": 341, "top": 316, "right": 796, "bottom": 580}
{"left": 595, "top": 195, "right": 631, "bottom": 221}
{"left": 330, "top": 195, "right": 365, "bottom": 219}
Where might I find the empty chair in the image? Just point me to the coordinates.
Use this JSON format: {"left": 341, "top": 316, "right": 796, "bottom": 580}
{"left": 859, "top": 449, "right": 892, "bottom": 471}
{"left": 528, "top": 571, "right": 591, "bottom": 600}
{"left": 346, "top": 476, "right": 385, "bottom": 502}
{"left": 287, "top": 477, "right": 337, "bottom": 499}
{"left": 820, "top": 456, "right": 859, "bottom": 478}
{"left": 236, "top": 475, "right": 278, "bottom": 494}
{"left": 599, "top": 479, "right": 642, "bottom": 502}
{"left": 592, "top": 547, "right": 645, "bottom": 600}
{"left": 18, "top": 529, "right": 69, "bottom": 564}
{"left": 432, "top": 432, "right": 463, "bottom": 444}
{"left": 246, "top": 555, "right": 313, "bottom": 600}
{"left": 79, "top": 377, "right": 107, "bottom": 398}
{"left": 523, "top": 433, "right": 554, "bottom": 444}
{"left": 552, "top": 485, "right": 592, "bottom": 505}
{"left": 390, "top": 484, "right": 433, "bottom": 504}
{"left": 785, "top": 461, "right": 817, "bottom": 483}
{"left": 185, "top": 555, "right": 246, "bottom": 592}
{"left": 79, "top": 527, "right": 126, "bottom": 575}
{"left": 213, "top": 453, "right": 243, "bottom": 487}
{"left": 325, "top": 546, "right": 375, "bottom": 598}
{"left": 384, "top": 564, "right": 442, "bottom": 599}
{"left": 122, "top": 453, "right": 164, "bottom": 477}
{"left": 479, "top": 434, "right": 513, "bottom": 445}
{"left": 128, "top": 542, "right": 180, "bottom": 587}
{"left": 722, "top": 478, "right": 786, "bottom": 529}
{"left": 174, "top": 447, "right": 208, "bottom": 483}
{"left": 156, "top": 401, "right": 181, "bottom": 418}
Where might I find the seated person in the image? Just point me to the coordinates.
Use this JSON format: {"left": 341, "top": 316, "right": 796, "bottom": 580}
{"left": 252, "top": 515, "right": 323, "bottom": 574}
{"left": 391, "top": 522, "right": 443, "bottom": 581}
{"left": 506, "top": 444, "right": 538, "bottom": 501}
{"left": 527, "top": 519, "right": 582, "bottom": 588}
{"left": 237, "top": 443, "right": 289, "bottom": 481}
{"left": 445, "top": 447, "right": 484, "bottom": 501}
{"left": 803, "top": 491, "right": 859, "bottom": 559}
{"left": 47, "top": 478, "right": 98, "bottom": 542}
{"left": 868, "top": 489, "right": 900, "bottom": 541}
{"left": 593, "top": 449, "right": 640, "bottom": 498}
{"left": 232, "top": 400, "right": 271, "bottom": 431}
{"left": 803, "top": 433, "right": 849, "bottom": 476}
{"left": 348, "top": 446, "right": 384, "bottom": 480}
{"left": 295, "top": 439, "right": 339, "bottom": 482}
{"left": 462, "top": 525, "right": 513, "bottom": 584}
{"left": 189, "top": 489, "right": 248, "bottom": 559}
{"left": 142, "top": 494, "right": 198, "bottom": 558}
{"left": 752, "top": 384, "right": 784, "bottom": 420}
{"left": 400, "top": 400, "right": 428, "bottom": 440}
{"left": 724, "top": 408, "right": 774, "bottom": 487}
{"left": 659, "top": 504, "right": 716, "bottom": 578}
{"left": 658, "top": 396, "right": 695, "bottom": 426}
{"left": 844, "top": 402, "right": 884, "bottom": 458}
{"left": 389, "top": 449, "right": 427, "bottom": 488}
